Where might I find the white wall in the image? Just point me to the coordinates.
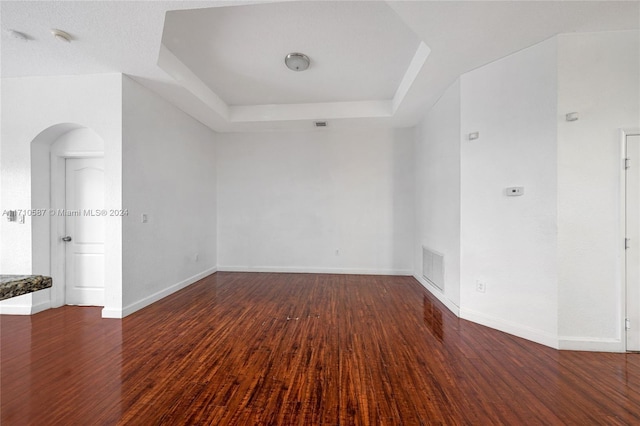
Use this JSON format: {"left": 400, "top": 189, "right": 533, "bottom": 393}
{"left": 120, "top": 76, "right": 217, "bottom": 316}
{"left": 414, "top": 79, "right": 461, "bottom": 312}
{"left": 0, "top": 74, "right": 122, "bottom": 315}
{"left": 3, "top": 31, "right": 636, "bottom": 353}
{"left": 459, "top": 38, "right": 559, "bottom": 347}
{"left": 557, "top": 30, "right": 640, "bottom": 351}
{"left": 216, "top": 128, "right": 414, "bottom": 274}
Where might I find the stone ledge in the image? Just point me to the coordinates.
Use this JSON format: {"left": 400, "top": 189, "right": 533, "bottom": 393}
{"left": 0, "top": 275, "right": 52, "bottom": 301}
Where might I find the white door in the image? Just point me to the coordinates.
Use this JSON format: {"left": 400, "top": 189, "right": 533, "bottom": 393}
{"left": 64, "top": 158, "right": 105, "bottom": 306}
{"left": 626, "top": 134, "right": 640, "bottom": 351}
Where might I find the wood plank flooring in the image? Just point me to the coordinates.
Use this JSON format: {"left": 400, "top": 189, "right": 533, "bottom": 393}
{"left": 2, "top": 272, "right": 640, "bottom": 425}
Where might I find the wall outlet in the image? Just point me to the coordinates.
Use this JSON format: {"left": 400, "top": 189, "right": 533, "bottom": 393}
{"left": 506, "top": 186, "right": 524, "bottom": 196}
{"left": 335, "top": 249, "right": 339, "bottom": 256}
{"left": 476, "top": 280, "right": 486, "bottom": 293}
{"left": 141, "top": 213, "right": 148, "bottom": 223}
{"left": 194, "top": 253, "right": 199, "bottom": 262}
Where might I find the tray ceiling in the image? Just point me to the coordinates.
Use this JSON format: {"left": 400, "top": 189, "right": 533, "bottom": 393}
{"left": 1, "top": 1, "right": 638, "bottom": 132}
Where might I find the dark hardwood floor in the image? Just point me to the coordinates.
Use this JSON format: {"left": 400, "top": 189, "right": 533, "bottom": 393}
{"left": 2, "top": 272, "right": 640, "bottom": 425}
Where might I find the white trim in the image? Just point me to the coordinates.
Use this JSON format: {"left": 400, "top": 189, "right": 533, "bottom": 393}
{"left": 230, "top": 100, "right": 391, "bottom": 122}
{"left": 30, "top": 299, "right": 51, "bottom": 314}
{"left": 413, "top": 274, "right": 460, "bottom": 316}
{"left": 100, "top": 307, "right": 122, "bottom": 319}
{"left": 620, "top": 129, "right": 628, "bottom": 350}
{"left": 101, "top": 267, "right": 217, "bottom": 319}
{"left": 0, "top": 295, "right": 51, "bottom": 315}
{"left": 621, "top": 127, "right": 640, "bottom": 352}
{"left": 50, "top": 152, "right": 65, "bottom": 308}
{"left": 50, "top": 133, "right": 104, "bottom": 309}
{"left": 217, "top": 266, "right": 413, "bottom": 276}
{"left": 0, "top": 304, "right": 32, "bottom": 315}
{"left": 460, "top": 307, "right": 559, "bottom": 349}
{"left": 558, "top": 336, "right": 624, "bottom": 353}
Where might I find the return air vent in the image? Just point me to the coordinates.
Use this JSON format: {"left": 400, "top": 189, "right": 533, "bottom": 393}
{"left": 422, "top": 246, "right": 444, "bottom": 292}
{"left": 315, "top": 121, "right": 327, "bottom": 127}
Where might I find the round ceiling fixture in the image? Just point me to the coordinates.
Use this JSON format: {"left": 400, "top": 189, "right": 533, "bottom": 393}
{"left": 51, "top": 29, "right": 72, "bottom": 43}
{"left": 285, "top": 53, "right": 310, "bottom": 72}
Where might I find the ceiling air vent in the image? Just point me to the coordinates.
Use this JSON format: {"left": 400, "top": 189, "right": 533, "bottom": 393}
{"left": 315, "top": 121, "right": 327, "bottom": 127}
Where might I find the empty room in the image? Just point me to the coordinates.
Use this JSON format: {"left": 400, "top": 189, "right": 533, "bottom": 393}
{"left": 1, "top": 0, "right": 639, "bottom": 424}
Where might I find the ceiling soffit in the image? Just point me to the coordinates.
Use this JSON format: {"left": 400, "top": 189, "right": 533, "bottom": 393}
{"left": 159, "top": 2, "right": 430, "bottom": 126}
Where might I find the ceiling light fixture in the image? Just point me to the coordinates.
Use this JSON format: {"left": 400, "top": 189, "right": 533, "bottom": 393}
{"left": 51, "top": 29, "right": 72, "bottom": 43}
{"left": 285, "top": 53, "right": 310, "bottom": 71}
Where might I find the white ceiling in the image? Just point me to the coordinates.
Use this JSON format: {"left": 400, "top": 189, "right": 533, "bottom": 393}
{"left": 162, "top": 2, "right": 420, "bottom": 106}
{"left": 1, "top": 1, "right": 638, "bottom": 132}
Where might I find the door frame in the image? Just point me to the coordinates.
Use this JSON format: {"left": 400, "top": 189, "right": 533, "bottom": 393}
{"left": 50, "top": 147, "right": 104, "bottom": 308}
{"left": 621, "top": 128, "right": 640, "bottom": 351}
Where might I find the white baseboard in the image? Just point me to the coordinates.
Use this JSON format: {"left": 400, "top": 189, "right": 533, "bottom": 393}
{"left": 217, "top": 266, "right": 413, "bottom": 276}
{"left": 558, "top": 336, "right": 625, "bottom": 353}
{"left": 413, "top": 274, "right": 460, "bottom": 316}
{"left": 30, "top": 299, "right": 51, "bottom": 314}
{"left": 460, "top": 307, "right": 559, "bottom": 349}
{"left": 101, "top": 267, "right": 217, "bottom": 319}
{"left": 0, "top": 292, "right": 51, "bottom": 315}
{"left": 100, "top": 307, "right": 122, "bottom": 318}
{"left": 413, "top": 280, "right": 624, "bottom": 352}
{"left": 0, "top": 300, "right": 50, "bottom": 315}
{"left": 0, "top": 303, "right": 32, "bottom": 315}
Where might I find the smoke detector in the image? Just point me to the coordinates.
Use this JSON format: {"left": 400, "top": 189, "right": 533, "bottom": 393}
{"left": 51, "top": 29, "right": 72, "bottom": 43}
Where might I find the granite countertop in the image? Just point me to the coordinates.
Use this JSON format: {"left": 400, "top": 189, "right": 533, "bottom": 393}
{"left": 0, "top": 275, "right": 53, "bottom": 301}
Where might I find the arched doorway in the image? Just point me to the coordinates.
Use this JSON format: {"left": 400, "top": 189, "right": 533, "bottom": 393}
{"left": 31, "top": 124, "right": 105, "bottom": 307}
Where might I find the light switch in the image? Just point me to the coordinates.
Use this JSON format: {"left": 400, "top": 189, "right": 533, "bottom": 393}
{"left": 566, "top": 112, "right": 579, "bottom": 122}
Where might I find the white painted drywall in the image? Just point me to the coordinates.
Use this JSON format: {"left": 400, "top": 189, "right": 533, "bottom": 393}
{"left": 557, "top": 31, "right": 640, "bottom": 351}
{"left": 459, "top": 38, "right": 559, "bottom": 347}
{"left": 414, "top": 79, "right": 461, "bottom": 311}
{"left": 120, "top": 76, "right": 217, "bottom": 316}
{"left": 0, "top": 74, "right": 122, "bottom": 315}
{"left": 216, "top": 128, "right": 414, "bottom": 274}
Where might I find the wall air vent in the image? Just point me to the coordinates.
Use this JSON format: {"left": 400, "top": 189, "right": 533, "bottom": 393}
{"left": 315, "top": 121, "right": 327, "bottom": 127}
{"left": 422, "top": 246, "right": 445, "bottom": 292}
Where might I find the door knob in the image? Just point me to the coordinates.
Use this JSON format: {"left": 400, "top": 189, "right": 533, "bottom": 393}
{"left": 62, "top": 236, "right": 72, "bottom": 242}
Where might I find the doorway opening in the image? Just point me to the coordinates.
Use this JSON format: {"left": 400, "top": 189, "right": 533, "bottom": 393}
{"left": 31, "top": 125, "right": 105, "bottom": 308}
